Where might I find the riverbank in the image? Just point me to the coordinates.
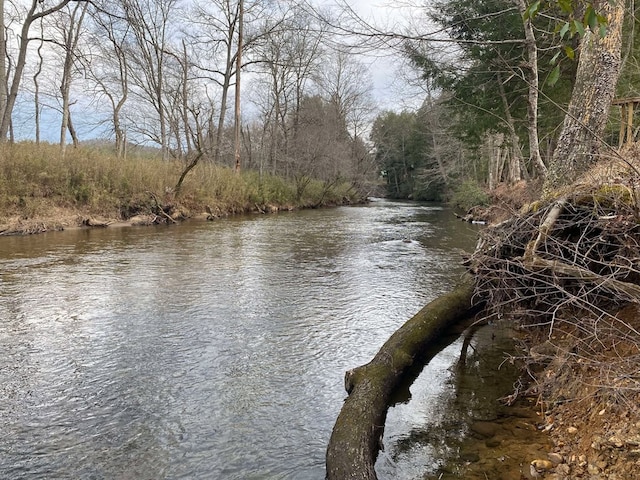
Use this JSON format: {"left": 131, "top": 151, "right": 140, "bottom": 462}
{"left": 0, "top": 198, "right": 353, "bottom": 236}
{"left": 0, "top": 143, "right": 366, "bottom": 236}
{"left": 452, "top": 152, "right": 640, "bottom": 479}
{"left": 428, "top": 324, "right": 640, "bottom": 480}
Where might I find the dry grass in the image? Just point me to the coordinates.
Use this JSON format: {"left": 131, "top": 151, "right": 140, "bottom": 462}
{"left": 0, "top": 142, "right": 360, "bottom": 233}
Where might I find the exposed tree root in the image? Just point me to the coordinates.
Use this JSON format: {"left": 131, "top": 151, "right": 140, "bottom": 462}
{"left": 471, "top": 166, "right": 640, "bottom": 411}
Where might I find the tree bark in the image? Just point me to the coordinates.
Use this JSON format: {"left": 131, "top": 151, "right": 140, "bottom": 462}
{"left": 60, "top": 2, "right": 88, "bottom": 156}
{"left": 514, "top": 0, "right": 547, "bottom": 178}
{"left": 0, "top": 0, "right": 7, "bottom": 120}
{"left": 326, "top": 275, "right": 478, "bottom": 480}
{"left": 234, "top": 0, "right": 243, "bottom": 172}
{"left": 545, "top": 0, "right": 625, "bottom": 191}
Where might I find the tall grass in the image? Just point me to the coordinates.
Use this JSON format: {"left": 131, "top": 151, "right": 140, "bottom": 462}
{"left": 0, "top": 143, "right": 361, "bottom": 227}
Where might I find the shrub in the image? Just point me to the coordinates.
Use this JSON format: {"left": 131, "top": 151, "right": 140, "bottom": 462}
{"left": 449, "top": 180, "right": 490, "bottom": 212}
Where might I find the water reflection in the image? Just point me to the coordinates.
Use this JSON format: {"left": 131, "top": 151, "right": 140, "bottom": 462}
{"left": 0, "top": 200, "right": 479, "bottom": 479}
{"left": 377, "top": 324, "right": 523, "bottom": 479}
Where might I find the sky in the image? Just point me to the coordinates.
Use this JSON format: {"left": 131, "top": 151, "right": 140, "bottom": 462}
{"left": 11, "top": 0, "right": 428, "bottom": 143}
{"left": 324, "top": 0, "right": 428, "bottom": 111}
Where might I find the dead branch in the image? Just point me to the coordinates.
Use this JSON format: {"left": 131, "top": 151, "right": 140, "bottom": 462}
{"left": 469, "top": 174, "right": 640, "bottom": 405}
{"left": 148, "top": 191, "right": 177, "bottom": 224}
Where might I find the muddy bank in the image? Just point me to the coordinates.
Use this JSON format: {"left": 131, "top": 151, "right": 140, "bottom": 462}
{"left": 0, "top": 198, "right": 357, "bottom": 236}
{"left": 420, "top": 324, "right": 640, "bottom": 480}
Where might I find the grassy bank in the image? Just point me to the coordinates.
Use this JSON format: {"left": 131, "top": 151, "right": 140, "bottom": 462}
{"left": 0, "top": 143, "right": 363, "bottom": 234}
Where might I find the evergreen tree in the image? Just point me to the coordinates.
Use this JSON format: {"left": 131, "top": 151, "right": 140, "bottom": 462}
{"left": 407, "top": 0, "right": 576, "bottom": 179}
{"left": 370, "top": 111, "right": 426, "bottom": 199}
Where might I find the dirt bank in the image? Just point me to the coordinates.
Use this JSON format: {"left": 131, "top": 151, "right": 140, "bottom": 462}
{"left": 0, "top": 197, "right": 354, "bottom": 236}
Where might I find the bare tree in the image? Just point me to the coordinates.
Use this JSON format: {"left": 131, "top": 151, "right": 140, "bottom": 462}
{"left": 57, "top": 1, "right": 88, "bottom": 154}
{"left": 186, "top": 0, "right": 243, "bottom": 164}
{"left": 314, "top": 50, "right": 375, "bottom": 182}
{"left": 234, "top": 0, "right": 243, "bottom": 172}
{"left": 87, "top": 1, "right": 130, "bottom": 157}
{"left": 119, "top": 0, "right": 179, "bottom": 159}
{"left": 0, "top": 1, "right": 6, "bottom": 123}
{"left": 514, "top": 0, "right": 547, "bottom": 178}
{"left": 315, "top": 51, "right": 373, "bottom": 135}
{"left": 252, "top": 6, "right": 326, "bottom": 174}
{"left": 0, "top": 0, "right": 79, "bottom": 141}
{"left": 33, "top": 20, "right": 44, "bottom": 144}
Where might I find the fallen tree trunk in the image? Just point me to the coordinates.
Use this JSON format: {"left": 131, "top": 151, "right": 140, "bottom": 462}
{"left": 326, "top": 275, "right": 479, "bottom": 480}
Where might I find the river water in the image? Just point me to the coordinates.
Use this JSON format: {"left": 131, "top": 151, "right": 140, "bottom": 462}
{"left": 0, "top": 199, "right": 485, "bottom": 479}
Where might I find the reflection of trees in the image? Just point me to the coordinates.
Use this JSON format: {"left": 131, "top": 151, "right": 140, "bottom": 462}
{"left": 384, "top": 325, "right": 519, "bottom": 463}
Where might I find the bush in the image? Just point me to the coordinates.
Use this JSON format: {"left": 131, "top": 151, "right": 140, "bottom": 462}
{"left": 449, "top": 180, "right": 489, "bottom": 212}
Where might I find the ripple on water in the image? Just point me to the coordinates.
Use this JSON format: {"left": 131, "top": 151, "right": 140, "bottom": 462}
{"left": 0, "top": 201, "right": 479, "bottom": 479}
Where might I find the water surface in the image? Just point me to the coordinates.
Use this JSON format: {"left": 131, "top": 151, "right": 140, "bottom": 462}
{"left": 0, "top": 200, "right": 478, "bottom": 479}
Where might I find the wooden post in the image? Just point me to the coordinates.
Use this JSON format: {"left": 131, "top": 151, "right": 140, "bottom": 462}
{"left": 627, "top": 102, "right": 634, "bottom": 145}
{"left": 619, "top": 104, "right": 626, "bottom": 147}
{"left": 613, "top": 97, "right": 640, "bottom": 147}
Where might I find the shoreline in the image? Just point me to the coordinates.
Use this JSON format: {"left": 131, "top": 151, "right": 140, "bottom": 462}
{"left": 419, "top": 317, "right": 640, "bottom": 479}
{"left": 0, "top": 197, "right": 359, "bottom": 237}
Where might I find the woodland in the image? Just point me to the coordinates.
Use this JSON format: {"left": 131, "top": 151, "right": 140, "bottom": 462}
{"left": 0, "top": 0, "right": 635, "bottom": 203}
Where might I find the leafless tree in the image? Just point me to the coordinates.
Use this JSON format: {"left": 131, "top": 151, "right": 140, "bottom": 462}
{"left": 0, "top": 0, "right": 80, "bottom": 141}
{"left": 252, "top": 5, "right": 326, "bottom": 174}
{"left": 33, "top": 19, "right": 44, "bottom": 144}
{"left": 55, "top": 1, "right": 88, "bottom": 154}
{"left": 86, "top": 0, "right": 130, "bottom": 157}
{"left": 514, "top": 0, "right": 547, "bottom": 178}
{"left": 118, "top": 0, "right": 179, "bottom": 159}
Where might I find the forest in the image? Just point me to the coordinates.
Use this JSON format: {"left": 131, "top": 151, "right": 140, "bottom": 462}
{"left": 1, "top": 0, "right": 634, "bottom": 209}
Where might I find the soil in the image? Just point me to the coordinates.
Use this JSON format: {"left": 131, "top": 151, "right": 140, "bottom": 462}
{"left": 427, "top": 356, "right": 640, "bottom": 480}
{"left": 543, "top": 389, "right": 640, "bottom": 480}
{"left": 425, "top": 398, "right": 553, "bottom": 480}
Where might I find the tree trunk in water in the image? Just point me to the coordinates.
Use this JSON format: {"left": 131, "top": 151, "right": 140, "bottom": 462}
{"left": 545, "top": 0, "right": 624, "bottom": 191}
{"left": 325, "top": 275, "right": 478, "bottom": 480}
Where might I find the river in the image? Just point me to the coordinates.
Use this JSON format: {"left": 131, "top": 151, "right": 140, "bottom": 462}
{"left": 0, "top": 199, "right": 485, "bottom": 479}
